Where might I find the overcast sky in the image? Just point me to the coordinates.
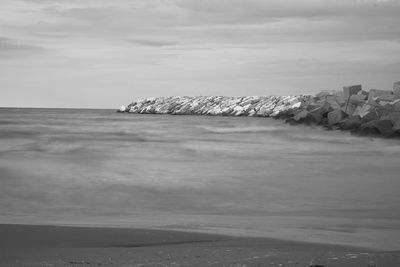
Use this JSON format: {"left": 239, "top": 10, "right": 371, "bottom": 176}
{"left": 1, "top": 0, "right": 400, "bottom": 108}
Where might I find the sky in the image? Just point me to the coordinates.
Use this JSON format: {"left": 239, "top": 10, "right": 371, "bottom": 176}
{"left": 0, "top": 0, "right": 400, "bottom": 108}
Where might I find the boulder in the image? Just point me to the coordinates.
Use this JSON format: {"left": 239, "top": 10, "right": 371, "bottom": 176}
{"left": 270, "top": 104, "right": 290, "bottom": 117}
{"left": 361, "top": 107, "right": 383, "bottom": 123}
{"left": 328, "top": 109, "right": 347, "bottom": 125}
{"left": 129, "top": 105, "right": 139, "bottom": 113}
{"left": 232, "top": 105, "right": 246, "bottom": 116}
{"left": 291, "top": 101, "right": 302, "bottom": 109}
{"left": 308, "top": 102, "right": 332, "bottom": 124}
{"left": 343, "top": 85, "right": 362, "bottom": 99}
{"left": 247, "top": 109, "right": 257, "bottom": 116}
{"left": 352, "top": 104, "right": 368, "bottom": 117}
{"left": 315, "top": 91, "right": 332, "bottom": 99}
{"left": 342, "top": 103, "right": 357, "bottom": 116}
{"left": 324, "top": 95, "right": 342, "bottom": 109}
{"left": 306, "top": 104, "right": 321, "bottom": 111}
{"left": 117, "top": 105, "right": 127, "bottom": 112}
{"left": 388, "top": 112, "right": 400, "bottom": 128}
{"left": 394, "top": 81, "right": 400, "bottom": 96}
{"left": 293, "top": 109, "right": 309, "bottom": 121}
{"left": 368, "top": 89, "right": 394, "bottom": 104}
{"left": 349, "top": 94, "right": 367, "bottom": 105}
{"left": 394, "top": 121, "right": 400, "bottom": 132}
{"left": 358, "top": 90, "right": 369, "bottom": 96}
{"left": 360, "top": 120, "right": 394, "bottom": 137}
{"left": 339, "top": 117, "right": 362, "bottom": 131}
{"left": 377, "top": 94, "right": 398, "bottom": 102}
{"left": 393, "top": 100, "right": 400, "bottom": 112}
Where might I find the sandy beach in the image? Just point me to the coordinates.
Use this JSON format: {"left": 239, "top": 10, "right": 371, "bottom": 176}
{"left": 1, "top": 224, "right": 399, "bottom": 267}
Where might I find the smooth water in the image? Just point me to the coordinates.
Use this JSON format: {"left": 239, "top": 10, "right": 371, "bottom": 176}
{"left": 1, "top": 108, "right": 400, "bottom": 249}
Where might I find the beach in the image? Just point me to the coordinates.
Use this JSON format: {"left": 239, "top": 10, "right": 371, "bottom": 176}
{"left": 2, "top": 224, "right": 400, "bottom": 267}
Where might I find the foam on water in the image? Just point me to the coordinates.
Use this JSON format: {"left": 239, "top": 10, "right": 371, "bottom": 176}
{"left": 0, "top": 108, "right": 400, "bottom": 249}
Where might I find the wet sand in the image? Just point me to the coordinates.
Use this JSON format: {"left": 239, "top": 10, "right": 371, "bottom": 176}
{"left": 1, "top": 224, "right": 399, "bottom": 267}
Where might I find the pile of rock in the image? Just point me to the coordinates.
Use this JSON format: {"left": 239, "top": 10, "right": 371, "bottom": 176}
{"left": 119, "top": 81, "right": 400, "bottom": 138}
{"left": 121, "top": 95, "right": 310, "bottom": 117}
{"left": 284, "top": 82, "right": 400, "bottom": 137}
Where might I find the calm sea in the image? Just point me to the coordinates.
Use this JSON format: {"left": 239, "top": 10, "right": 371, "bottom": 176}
{"left": 1, "top": 108, "right": 400, "bottom": 249}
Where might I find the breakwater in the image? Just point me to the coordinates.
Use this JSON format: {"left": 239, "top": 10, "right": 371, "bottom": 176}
{"left": 119, "top": 82, "right": 400, "bottom": 137}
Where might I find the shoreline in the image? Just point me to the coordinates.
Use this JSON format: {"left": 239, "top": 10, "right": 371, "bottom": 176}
{"left": 2, "top": 223, "right": 399, "bottom": 267}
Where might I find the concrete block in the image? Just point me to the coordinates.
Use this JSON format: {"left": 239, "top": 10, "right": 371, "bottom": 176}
{"left": 349, "top": 94, "right": 367, "bottom": 105}
{"left": 293, "top": 110, "right": 309, "bottom": 121}
{"left": 341, "top": 103, "right": 357, "bottom": 116}
{"left": 328, "top": 109, "right": 347, "bottom": 125}
{"left": 394, "top": 121, "right": 400, "bottom": 131}
{"left": 339, "top": 117, "right": 362, "bottom": 131}
{"left": 308, "top": 102, "right": 332, "bottom": 124}
{"left": 360, "top": 120, "right": 395, "bottom": 137}
{"left": 343, "top": 85, "right": 362, "bottom": 99}
{"left": 368, "top": 89, "right": 393, "bottom": 99}
{"left": 394, "top": 81, "right": 400, "bottom": 96}
{"left": 388, "top": 112, "right": 400, "bottom": 125}
{"left": 393, "top": 100, "right": 400, "bottom": 112}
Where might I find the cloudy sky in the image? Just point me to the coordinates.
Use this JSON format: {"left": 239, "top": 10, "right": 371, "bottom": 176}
{"left": 1, "top": 0, "right": 399, "bottom": 108}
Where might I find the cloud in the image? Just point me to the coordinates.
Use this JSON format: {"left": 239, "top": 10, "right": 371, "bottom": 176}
{"left": 129, "top": 39, "right": 178, "bottom": 47}
{"left": 175, "top": 0, "right": 400, "bottom": 20}
{"left": 0, "top": 37, "right": 45, "bottom": 57}
{"left": 0, "top": 0, "right": 399, "bottom": 107}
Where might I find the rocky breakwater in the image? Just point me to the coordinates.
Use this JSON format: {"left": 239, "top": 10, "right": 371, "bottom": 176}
{"left": 119, "top": 81, "right": 400, "bottom": 138}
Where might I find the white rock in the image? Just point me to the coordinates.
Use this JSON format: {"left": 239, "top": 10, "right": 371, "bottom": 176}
{"left": 119, "top": 105, "right": 126, "bottom": 112}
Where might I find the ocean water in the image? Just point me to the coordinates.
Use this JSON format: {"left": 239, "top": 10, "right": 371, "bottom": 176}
{"left": 1, "top": 108, "right": 400, "bottom": 249}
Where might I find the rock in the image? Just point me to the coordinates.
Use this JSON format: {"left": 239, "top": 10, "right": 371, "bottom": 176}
{"left": 270, "top": 104, "right": 289, "bottom": 117}
{"left": 306, "top": 104, "right": 320, "bottom": 111}
{"left": 118, "top": 105, "right": 127, "bottom": 112}
{"left": 360, "top": 107, "right": 382, "bottom": 123}
{"left": 328, "top": 109, "right": 347, "bottom": 125}
{"left": 352, "top": 104, "right": 388, "bottom": 123}
{"left": 293, "top": 110, "right": 309, "bottom": 121}
{"left": 393, "top": 100, "right": 400, "bottom": 112}
{"left": 339, "top": 117, "right": 362, "bottom": 131}
{"left": 377, "top": 94, "right": 398, "bottom": 102}
{"left": 256, "top": 103, "right": 274, "bottom": 116}
{"left": 247, "top": 109, "right": 257, "bottom": 116}
{"left": 368, "top": 89, "right": 394, "bottom": 104}
{"left": 358, "top": 90, "right": 369, "bottom": 96}
{"left": 343, "top": 85, "right": 362, "bottom": 99}
{"left": 324, "top": 95, "right": 342, "bottom": 109}
{"left": 291, "top": 101, "right": 302, "bottom": 109}
{"left": 394, "top": 121, "right": 400, "bottom": 132}
{"left": 349, "top": 94, "right": 367, "bottom": 105}
{"left": 308, "top": 102, "right": 332, "bottom": 124}
{"left": 353, "top": 104, "right": 371, "bottom": 117}
{"left": 342, "top": 103, "right": 357, "bottom": 116}
{"left": 388, "top": 112, "right": 400, "bottom": 132}
{"left": 360, "top": 120, "right": 394, "bottom": 137}
{"left": 394, "top": 81, "right": 400, "bottom": 96}
{"left": 233, "top": 105, "right": 246, "bottom": 116}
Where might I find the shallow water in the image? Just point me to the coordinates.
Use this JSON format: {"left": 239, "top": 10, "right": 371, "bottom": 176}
{"left": 1, "top": 108, "right": 400, "bottom": 249}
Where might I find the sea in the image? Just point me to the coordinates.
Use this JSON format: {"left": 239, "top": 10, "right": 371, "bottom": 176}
{"left": 1, "top": 108, "right": 400, "bottom": 250}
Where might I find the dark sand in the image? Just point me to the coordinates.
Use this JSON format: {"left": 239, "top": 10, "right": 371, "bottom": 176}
{"left": 0, "top": 224, "right": 399, "bottom": 267}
